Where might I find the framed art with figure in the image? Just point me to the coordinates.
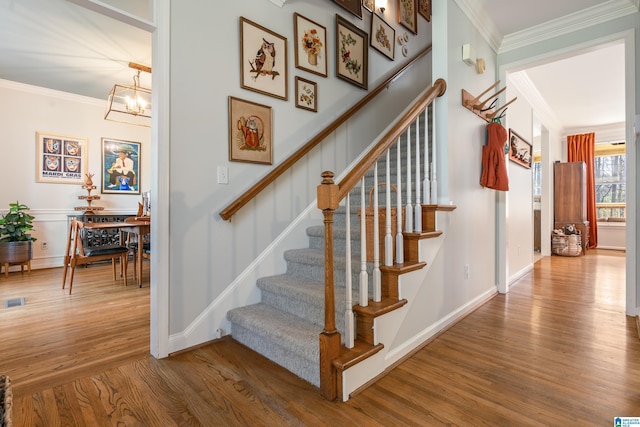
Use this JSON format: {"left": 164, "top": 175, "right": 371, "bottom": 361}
{"left": 228, "top": 96, "right": 273, "bottom": 165}
{"left": 36, "top": 132, "right": 87, "bottom": 184}
{"left": 508, "top": 129, "right": 532, "bottom": 169}
{"left": 294, "top": 13, "right": 328, "bottom": 78}
{"left": 102, "top": 138, "right": 141, "bottom": 194}
{"left": 336, "top": 14, "right": 368, "bottom": 90}
{"left": 240, "top": 17, "right": 288, "bottom": 101}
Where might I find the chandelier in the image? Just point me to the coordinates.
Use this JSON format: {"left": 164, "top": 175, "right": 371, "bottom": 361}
{"left": 104, "top": 62, "right": 152, "bottom": 127}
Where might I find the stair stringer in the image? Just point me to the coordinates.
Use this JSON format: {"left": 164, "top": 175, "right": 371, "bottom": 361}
{"left": 340, "top": 210, "right": 496, "bottom": 401}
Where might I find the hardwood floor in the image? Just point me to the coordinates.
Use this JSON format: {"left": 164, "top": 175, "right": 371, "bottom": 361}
{"left": 2, "top": 249, "right": 639, "bottom": 426}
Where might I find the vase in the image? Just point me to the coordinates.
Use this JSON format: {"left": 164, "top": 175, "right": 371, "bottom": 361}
{"left": 307, "top": 52, "right": 318, "bottom": 66}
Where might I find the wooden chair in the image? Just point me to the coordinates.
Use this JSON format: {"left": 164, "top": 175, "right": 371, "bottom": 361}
{"left": 62, "top": 220, "right": 128, "bottom": 294}
{"left": 121, "top": 217, "right": 150, "bottom": 282}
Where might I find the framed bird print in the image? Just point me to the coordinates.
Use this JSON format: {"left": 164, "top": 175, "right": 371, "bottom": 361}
{"left": 335, "top": 14, "right": 368, "bottom": 90}
{"left": 294, "top": 13, "right": 328, "bottom": 78}
{"left": 240, "top": 17, "right": 288, "bottom": 100}
{"left": 36, "top": 131, "right": 87, "bottom": 184}
{"left": 228, "top": 96, "right": 273, "bottom": 165}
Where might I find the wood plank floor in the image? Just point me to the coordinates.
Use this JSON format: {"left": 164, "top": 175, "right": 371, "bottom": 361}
{"left": 2, "top": 249, "right": 639, "bottom": 426}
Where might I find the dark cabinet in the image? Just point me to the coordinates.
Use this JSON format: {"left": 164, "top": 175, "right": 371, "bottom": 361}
{"left": 553, "top": 162, "right": 589, "bottom": 253}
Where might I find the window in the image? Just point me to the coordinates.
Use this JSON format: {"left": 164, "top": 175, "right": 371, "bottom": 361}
{"left": 594, "top": 143, "right": 626, "bottom": 220}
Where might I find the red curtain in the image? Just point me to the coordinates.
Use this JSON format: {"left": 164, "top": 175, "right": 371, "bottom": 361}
{"left": 567, "top": 133, "right": 597, "bottom": 248}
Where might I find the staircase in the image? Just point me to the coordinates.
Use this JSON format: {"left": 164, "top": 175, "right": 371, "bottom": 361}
{"left": 227, "top": 81, "right": 449, "bottom": 400}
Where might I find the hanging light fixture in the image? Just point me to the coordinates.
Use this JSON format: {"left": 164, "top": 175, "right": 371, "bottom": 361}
{"left": 104, "top": 62, "right": 152, "bottom": 127}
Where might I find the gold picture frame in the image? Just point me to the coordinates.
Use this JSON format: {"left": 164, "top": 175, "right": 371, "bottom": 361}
{"left": 294, "top": 13, "right": 328, "bottom": 78}
{"left": 36, "top": 132, "right": 87, "bottom": 184}
{"left": 418, "top": 0, "right": 431, "bottom": 22}
{"left": 240, "top": 17, "right": 288, "bottom": 101}
{"left": 398, "top": 0, "right": 418, "bottom": 34}
{"left": 509, "top": 129, "right": 532, "bottom": 169}
{"left": 228, "top": 96, "right": 273, "bottom": 165}
{"left": 335, "top": 14, "right": 368, "bottom": 90}
{"left": 295, "top": 76, "right": 318, "bottom": 112}
{"left": 370, "top": 13, "right": 395, "bottom": 60}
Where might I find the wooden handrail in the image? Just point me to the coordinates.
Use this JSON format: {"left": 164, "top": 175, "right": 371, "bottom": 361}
{"left": 219, "top": 45, "right": 433, "bottom": 221}
{"left": 337, "top": 78, "right": 447, "bottom": 199}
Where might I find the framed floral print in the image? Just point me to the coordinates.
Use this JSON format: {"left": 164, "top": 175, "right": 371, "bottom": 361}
{"left": 398, "top": 0, "right": 418, "bottom": 34}
{"left": 363, "top": 0, "right": 374, "bottom": 13}
{"left": 370, "top": 13, "right": 395, "bottom": 60}
{"left": 36, "top": 132, "right": 87, "bottom": 184}
{"left": 335, "top": 14, "right": 368, "bottom": 90}
{"left": 240, "top": 17, "right": 288, "bottom": 101}
{"left": 295, "top": 76, "right": 318, "bottom": 112}
{"left": 228, "top": 96, "right": 273, "bottom": 165}
{"left": 294, "top": 13, "right": 328, "bottom": 78}
{"left": 418, "top": 0, "right": 431, "bottom": 22}
{"left": 101, "top": 138, "right": 141, "bottom": 194}
{"left": 334, "top": 0, "right": 363, "bottom": 19}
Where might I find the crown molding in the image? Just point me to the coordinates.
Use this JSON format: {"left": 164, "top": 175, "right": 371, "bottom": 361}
{"left": 453, "top": 0, "right": 502, "bottom": 53}
{"left": 508, "top": 72, "right": 562, "bottom": 133}
{"left": 563, "top": 122, "right": 626, "bottom": 143}
{"left": 0, "top": 79, "right": 104, "bottom": 107}
{"left": 499, "top": 0, "right": 639, "bottom": 53}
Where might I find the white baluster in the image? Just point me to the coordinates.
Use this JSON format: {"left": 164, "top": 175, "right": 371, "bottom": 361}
{"left": 359, "top": 178, "right": 368, "bottom": 307}
{"left": 423, "top": 107, "right": 431, "bottom": 204}
{"left": 431, "top": 102, "right": 438, "bottom": 204}
{"left": 384, "top": 149, "right": 393, "bottom": 267}
{"left": 345, "top": 193, "right": 354, "bottom": 348}
{"left": 415, "top": 119, "right": 422, "bottom": 233}
{"left": 372, "top": 163, "right": 381, "bottom": 302}
{"left": 405, "top": 126, "right": 414, "bottom": 233}
{"left": 395, "top": 139, "right": 404, "bottom": 264}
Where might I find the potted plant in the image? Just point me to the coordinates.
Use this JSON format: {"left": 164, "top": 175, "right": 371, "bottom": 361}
{"left": 0, "top": 201, "right": 36, "bottom": 269}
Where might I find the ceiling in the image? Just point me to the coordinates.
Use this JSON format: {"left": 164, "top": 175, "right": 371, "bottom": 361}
{"left": 0, "top": 0, "right": 636, "bottom": 132}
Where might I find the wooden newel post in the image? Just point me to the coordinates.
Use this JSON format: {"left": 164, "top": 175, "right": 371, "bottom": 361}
{"left": 317, "top": 170, "right": 341, "bottom": 401}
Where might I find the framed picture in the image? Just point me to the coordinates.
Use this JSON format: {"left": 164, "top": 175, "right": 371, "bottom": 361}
{"left": 334, "top": 0, "right": 363, "bottom": 19}
{"left": 101, "top": 138, "right": 141, "bottom": 194}
{"left": 294, "top": 13, "right": 328, "bottom": 78}
{"left": 508, "top": 129, "right": 532, "bottom": 169}
{"left": 240, "top": 17, "right": 288, "bottom": 101}
{"left": 335, "top": 14, "right": 368, "bottom": 90}
{"left": 363, "top": 0, "right": 374, "bottom": 13}
{"left": 370, "top": 14, "right": 395, "bottom": 60}
{"left": 36, "top": 132, "right": 87, "bottom": 184}
{"left": 228, "top": 96, "right": 273, "bottom": 165}
{"left": 295, "top": 77, "right": 318, "bottom": 112}
{"left": 418, "top": 0, "right": 431, "bottom": 22}
{"left": 398, "top": 0, "right": 418, "bottom": 34}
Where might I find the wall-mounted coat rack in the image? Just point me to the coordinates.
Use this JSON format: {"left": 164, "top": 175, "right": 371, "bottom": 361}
{"left": 461, "top": 80, "right": 517, "bottom": 123}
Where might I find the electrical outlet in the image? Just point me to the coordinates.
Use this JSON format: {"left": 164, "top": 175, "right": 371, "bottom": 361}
{"left": 464, "top": 264, "right": 470, "bottom": 280}
{"left": 217, "top": 166, "right": 229, "bottom": 184}
{"left": 41, "top": 242, "right": 48, "bottom": 250}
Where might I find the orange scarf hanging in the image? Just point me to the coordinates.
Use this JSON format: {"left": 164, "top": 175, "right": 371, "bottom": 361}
{"left": 567, "top": 133, "right": 597, "bottom": 248}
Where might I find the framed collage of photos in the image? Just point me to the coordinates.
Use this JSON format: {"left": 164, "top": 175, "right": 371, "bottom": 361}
{"left": 36, "top": 132, "right": 87, "bottom": 185}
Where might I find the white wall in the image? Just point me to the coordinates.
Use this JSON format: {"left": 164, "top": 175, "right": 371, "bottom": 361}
{"left": 0, "top": 80, "right": 151, "bottom": 269}
{"left": 167, "top": 1, "right": 434, "bottom": 335}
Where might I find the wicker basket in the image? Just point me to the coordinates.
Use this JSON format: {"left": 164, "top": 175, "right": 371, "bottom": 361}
{"left": 0, "top": 374, "right": 12, "bottom": 427}
{"left": 551, "top": 233, "right": 582, "bottom": 257}
{"left": 358, "top": 183, "right": 402, "bottom": 263}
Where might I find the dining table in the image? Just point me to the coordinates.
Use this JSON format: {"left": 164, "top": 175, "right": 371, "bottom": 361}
{"left": 83, "top": 218, "right": 151, "bottom": 287}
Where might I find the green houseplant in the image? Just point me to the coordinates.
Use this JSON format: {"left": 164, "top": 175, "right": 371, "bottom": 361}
{"left": 0, "top": 201, "right": 36, "bottom": 271}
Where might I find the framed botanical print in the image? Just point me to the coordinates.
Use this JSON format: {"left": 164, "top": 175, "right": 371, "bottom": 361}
{"left": 398, "top": 0, "right": 418, "bottom": 34}
{"left": 240, "top": 17, "right": 288, "bottom": 100}
{"left": 363, "top": 0, "right": 374, "bottom": 13}
{"left": 101, "top": 138, "right": 141, "bottom": 194}
{"left": 334, "top": 0, "right": 363, "bottom": 19}
{"left": 508, "top": 129, "right": 532, "bottom": 169}
{"left": 370, "top": 13, "right": 395, "bottom": 60}
{"left": 228, "top": 96, "right": 273, "bottom": 165}
{"left": 36, "top": 132, "right": 87, "bottom": 184}
{"left": 295, "top": 77, "right": 318, "bottom": 112}
{"left": 335, "top": 14, "right": 368, "bottom": 90}
{"left": 418, "top": 0, "right": 431, "bottom": 22}
{"left": 294, "top": 13, "right": 328, "bottom": 78}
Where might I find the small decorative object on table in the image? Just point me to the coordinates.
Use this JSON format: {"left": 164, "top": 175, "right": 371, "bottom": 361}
{"left": 75, "top": 173, "right": 104, "bottom": 215}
